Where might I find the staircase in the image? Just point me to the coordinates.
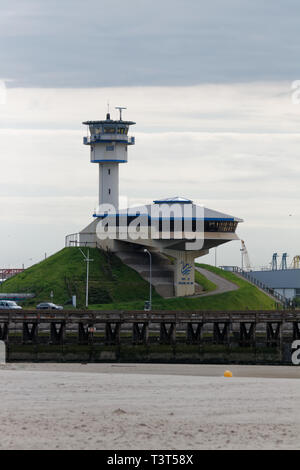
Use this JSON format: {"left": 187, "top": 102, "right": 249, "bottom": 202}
{"left": 115, "top": 244, "right": 175, "bottom": 298}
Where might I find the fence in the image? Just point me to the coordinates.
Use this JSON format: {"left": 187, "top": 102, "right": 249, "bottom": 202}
{"left": 65, "top": 233, "right": 98, "bottom": 248}
{"left": 231, "top": 268, "right": 290, "bottom": 306}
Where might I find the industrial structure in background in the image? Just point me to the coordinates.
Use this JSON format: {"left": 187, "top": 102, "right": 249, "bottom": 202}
{"left": 244, "top": 251, "right": 300, "bottom": 302}
{"left": 270, "top": 252, "right": 289, "bottom": 271}
{"left": 240, "top": 240, "right": 252, "bottom": 271}
{"left": 270, "top": 253, "right": 300, "bottom": 271}
{"left": 221, "top": 243, "right": 300, "bottom": 304}
{"left": 291, "top": 256, "right": 300, "bottom": 269}
{"left": 66, "top": 107, "right": 243, "bottom": 299}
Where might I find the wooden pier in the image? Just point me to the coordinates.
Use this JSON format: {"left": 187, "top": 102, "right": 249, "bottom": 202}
{"left": 0, "top": 309, "right": 299, "bottom": 350}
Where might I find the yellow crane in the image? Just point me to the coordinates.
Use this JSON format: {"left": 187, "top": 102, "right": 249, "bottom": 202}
{"left": 291, "top": 255, "right": 300, "bottom": 269}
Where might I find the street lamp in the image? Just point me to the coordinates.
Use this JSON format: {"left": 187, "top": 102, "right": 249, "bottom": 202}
{"left": 144, "top": 249, "right": 152, "bottom": 310}
{"left": 23, "top": 258, "right": 33, "bottom": 270}
{"left": 79, "top": 248, "right": 94, "bottom": 308}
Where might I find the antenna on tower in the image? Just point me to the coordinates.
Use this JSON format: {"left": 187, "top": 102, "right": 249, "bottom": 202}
{"left": 115, "top": 106, "right": 127, "bottom": 121}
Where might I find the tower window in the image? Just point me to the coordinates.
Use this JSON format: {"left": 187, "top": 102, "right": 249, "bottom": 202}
{"left": 108, "top": 189, "right": 111, "bottom": 195}
{"left": 104, "top": 127, "right": 116, "bottom": 134}
{"left": 108, "top": 169, "right": 111, "bottom": 175}
{"left": 106, "top": 145, "right": 114, "bottom": 151}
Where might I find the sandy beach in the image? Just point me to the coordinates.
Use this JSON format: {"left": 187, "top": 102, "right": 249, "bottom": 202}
{"left": 0, "top": 363, "right": 299, "bottom": 450}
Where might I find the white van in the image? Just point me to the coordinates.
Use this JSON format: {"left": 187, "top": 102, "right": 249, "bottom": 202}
{"left": 0, "top": 301, "right": 22, "bottom": 310}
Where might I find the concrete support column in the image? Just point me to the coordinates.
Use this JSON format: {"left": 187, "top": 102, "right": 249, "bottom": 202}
{"left": 173, "top": 252, "right": 195, "bottom": 297}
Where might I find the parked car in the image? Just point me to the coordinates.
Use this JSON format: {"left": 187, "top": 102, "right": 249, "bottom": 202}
{"left": 36, "top": 302, "right": 63, "bottom": 310}
{"left": 0, "top": 300, "right": 22, "bottom": 310}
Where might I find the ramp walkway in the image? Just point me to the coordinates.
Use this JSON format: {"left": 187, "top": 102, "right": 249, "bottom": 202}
{"left": 195, "top": 266, "right": 238, "bottom": 297}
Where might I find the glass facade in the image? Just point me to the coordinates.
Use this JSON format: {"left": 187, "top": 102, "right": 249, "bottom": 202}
{"left": 97, "top": 215, "right": 238, "bottom": 233}
{"left": 205, "top": 221, "right": 238, "bottom": 232}
{"left": 103, "top": 126, "right": 116, "bottom": 133}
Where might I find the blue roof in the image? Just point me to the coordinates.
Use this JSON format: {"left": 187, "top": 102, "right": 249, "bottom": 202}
{"left": 153, "top": 196, "right": 193, "bottom": 204}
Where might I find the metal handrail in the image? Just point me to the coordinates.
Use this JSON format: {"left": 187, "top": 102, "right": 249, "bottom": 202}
{"left": 238, "top": 269, "right": 289, "bottom": 306}
{"left": 65, "top": 233, "right": 98, "bottom": 248}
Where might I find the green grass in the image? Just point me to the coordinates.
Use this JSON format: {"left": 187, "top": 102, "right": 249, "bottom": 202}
{"left": 193, "top": 263, "right": 277, "bottom": 310}
{"left": 0, "top": 248, "right": 276, "bottom": 311}
{"left": 91, "top": 264, "right": 276, "bottom": 311}
{"left": 0, "top": 247, "right": 161, "bottom": 308}
{"left": 195, "top": 270, "right": 217, "bottom": 293}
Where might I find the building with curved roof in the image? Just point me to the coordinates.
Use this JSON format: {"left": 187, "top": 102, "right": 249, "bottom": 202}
{"left": 78, "top": 109, "right": 243, "bottom": 298}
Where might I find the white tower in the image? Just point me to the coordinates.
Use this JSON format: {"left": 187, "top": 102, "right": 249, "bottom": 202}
{"left": 83, "top": 107, "right": 135, "bottom": 210}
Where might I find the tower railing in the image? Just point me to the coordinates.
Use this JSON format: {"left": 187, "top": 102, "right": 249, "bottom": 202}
{"left": 83, "top": 135, "right": 135, "bottom": 145}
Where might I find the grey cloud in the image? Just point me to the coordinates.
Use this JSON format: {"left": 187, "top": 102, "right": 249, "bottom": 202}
{"left": 2, "top": 0, "right": 300, "bottom": 87}
{"left": 0, "top": 182, "right": 95, "bottom": 198}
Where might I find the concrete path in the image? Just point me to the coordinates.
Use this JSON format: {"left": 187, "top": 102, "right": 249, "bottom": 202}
{"left": 195, "top": 266, "right": 239, "bottom": 297}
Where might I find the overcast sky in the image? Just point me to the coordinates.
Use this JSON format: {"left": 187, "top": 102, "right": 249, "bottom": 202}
{"left": 2, "top": 0, "right": 300, "bottom": 87}
{"left": 1, "top": 0, "right": 300, "bottom": 270}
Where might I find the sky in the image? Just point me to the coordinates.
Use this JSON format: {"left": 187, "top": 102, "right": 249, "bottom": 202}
{"left": 1, "top": 0, "right": 300, "bottom": 270}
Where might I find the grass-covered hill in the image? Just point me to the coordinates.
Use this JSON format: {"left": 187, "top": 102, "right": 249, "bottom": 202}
{"left": 1, "top": 247, "right": 158, "bottom": 308}
{"left": 0, "top": 248, "right": 276, "bottom": 311}
{"left": 93, "top": 264, "right": 276, "bottom": 311}
{"left": 194, "top": 264, "right": 277, "bottom": 311}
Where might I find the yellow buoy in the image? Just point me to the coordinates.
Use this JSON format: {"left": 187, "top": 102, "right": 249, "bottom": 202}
{"left": 224, "top": 370, "right": 233, "bottom": 377}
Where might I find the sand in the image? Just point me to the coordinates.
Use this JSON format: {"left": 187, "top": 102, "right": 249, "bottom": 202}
{"left": 0, "top": 363, "right": 299, "bottom": 450}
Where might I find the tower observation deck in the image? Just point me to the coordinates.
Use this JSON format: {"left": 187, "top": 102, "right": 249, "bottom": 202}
{"left": 83, "top": 107, "right": 135, "bottom": 209}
